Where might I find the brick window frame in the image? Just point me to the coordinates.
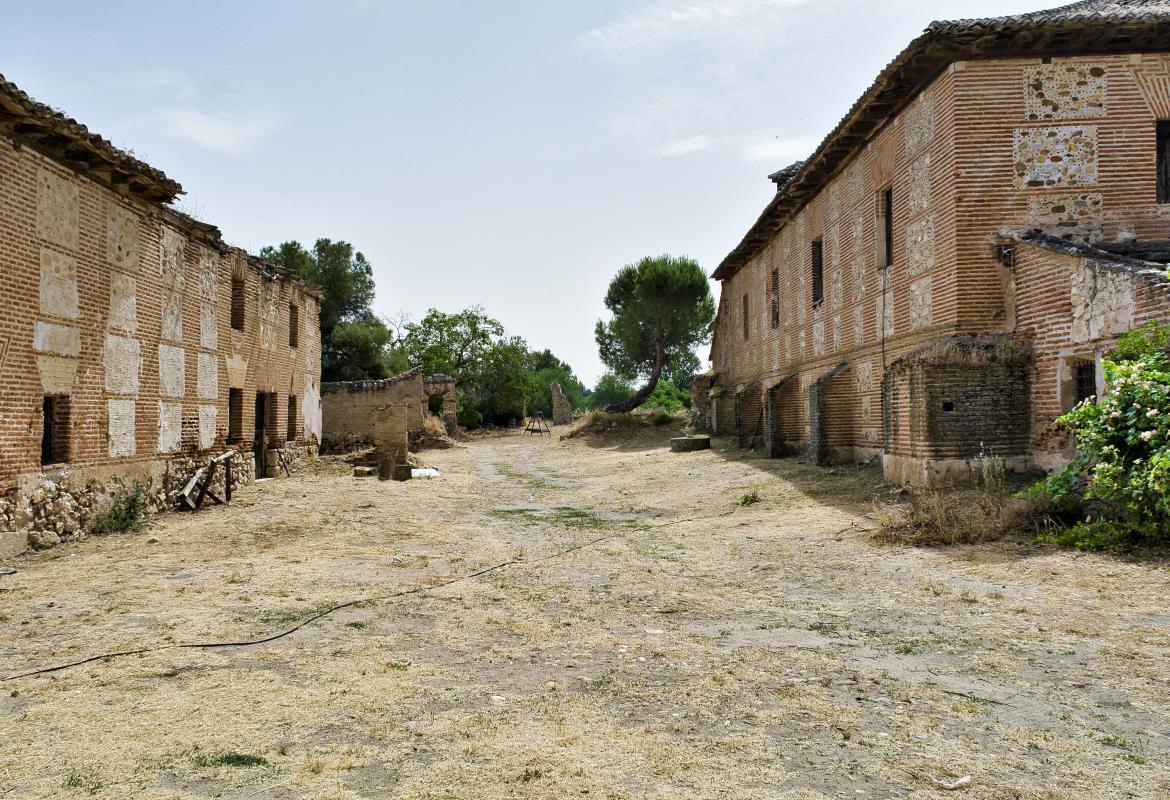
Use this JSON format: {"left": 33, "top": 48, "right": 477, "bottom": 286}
{"left": 230, "top": 278, "right": 246, "bottom": 331}
{"left": 227, "top": 388, "right": 244, "bottom": 444}
{"left": 287, "top": 395, "right": 299, "bottom": 442}
{"left": 811, "top": 239, "right": 824, "bottom": 307}
{"left": 742, "top": 294, "right": 750, "bottom": 340}
{"left": 770, "top": 269, "right": 780, "bottom": 329}
{"left": 1158, "top": 120, "right": 1170, "bottom": 205}
{"left": 876, "top": 186, "right": 894, "bottom": 269}
{"left": 288, "top": 304, "right": 299, "bottom": 348}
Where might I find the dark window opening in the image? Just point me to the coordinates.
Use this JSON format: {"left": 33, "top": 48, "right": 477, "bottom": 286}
{"left": 40, "top": 396, "right": 70, "bottom": 465}
{"left": 227, "top": 388, "right": 244, "bottom": 444}
{"left": 1075, "top": 361, "right": 1097, "bottom": 405}
{"left": 230, "top": 278, "right": 246, "bottom": 331}
{"left": 1158, "top": 120, "right": 1170, "bottom": 204}
{"left": 742, "top": 294, "right": 750, "bottom": 340}
{"left": 877, "top": 186, "right": 894, "bottom": 269}
{"left": 811, "top": 239, "right": 824, "bottom": 306}
{"left": 287, "top": 395, "right": 298, "bottom": 442}
{"left": 942, "top": 400, "right": 955, "bottom": 413}
{"left": 770, "top": 269, "right": 780, "bottom": 329}
{"left": 288, "top": 304, "right": 299, "bottom": 348}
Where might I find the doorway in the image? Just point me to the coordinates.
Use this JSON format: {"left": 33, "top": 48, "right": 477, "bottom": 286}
{"left": 254, "top": 392, "right": 272, "bottom": 478}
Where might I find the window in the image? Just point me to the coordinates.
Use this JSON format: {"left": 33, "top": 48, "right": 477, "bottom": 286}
{"left": 287, "top": 395, "right": 298, "bottom": 442}
{"left": 230, "top": 278, "right": 246, "bottom": 331}
{"left": 1158, "top": 120, "right": 1170, "bottom": 204}
{"left": 811, "top": 239, "right": 824, "bottom": 306}
{"left": 40, "top": 396, "right": 70, "bottom": 465}
{"left": 1074, "top": 361, "right": 1097, "bottom": 405}
{"left": 877, "top": 186, "right": 894, "bottom": 269}
{"left": 770, "top": 269, "right": 780, "bottom": 329}
{"left": 288, "top": 304, "right": 299, "bottom": 348}
{"left": 227, "top": 388, "right": 244, "bottom": 444}
{"left": 742, "top": 294, "right": 750, "bottom": 340}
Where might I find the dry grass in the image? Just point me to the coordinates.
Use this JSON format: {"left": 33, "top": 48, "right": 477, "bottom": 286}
{"left": 564, "top": 410, "right": 686, "bottom": 439}
{"left": 1, "top": 432, "right": 1167, "bottom": 798}
{"left": 872, "top": 489, "right": 1011, "bottom": 546}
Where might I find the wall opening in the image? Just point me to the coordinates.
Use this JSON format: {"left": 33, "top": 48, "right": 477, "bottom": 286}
{"left": 287, "top": 395, "right": 299, "bottom": 442}
{"left": 1074, "top": 361, "right": 1097, "bottom": 405}
{"left": 811, "top": 239, "right": 824, "bottom": 306}
{"left": 876, "top": 186, "right": 894, "bottom": 269}
{"left": 254, "top": 392, "right": 275, "bottom": 478}
{"left": 227, "top": 388, "right": 244, "bottom": 444}
{"left": 1158, "top": 120, "right": 1170, "bottom": 205}
{"left": 770, "top": 269, "right": 780, "bottom": 329}
{"left": 230, "top": 278, "right": 246, "bottom": 331}
{"left": 288, "top": 304, "right": 299, "bottom": 348}
{"left": 40, "top": 395, "right": 70, "bottom": 465}
{"left": 741, "top": 294, "right": 749, "bottom": 340}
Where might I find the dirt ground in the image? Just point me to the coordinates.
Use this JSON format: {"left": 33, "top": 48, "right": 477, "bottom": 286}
{"left": 1, "top": 427, "right": 1168, "bottom": 799}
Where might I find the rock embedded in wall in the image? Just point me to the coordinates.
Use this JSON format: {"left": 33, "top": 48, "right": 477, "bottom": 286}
{"left": 853, "top": 307, "right": 864, "bottom": 346}
{"left": 813, "top": 320, "right": 826, "bottom": 356}
{"left": 1070, "top": 261, "right": 1136, "bottom": 342}
{"left": 107, "top": 399, "right": 136, "bottom": 457}
{"left": 906, "top": 217, "right": 935, "bottom": 276}
{"left": 197, "top": 352, "right": 218, "bottom": 400}
{"left": 832, "top": 315, "right": 842, "bottom": 351}
{"left": 908, "top": 155, "right": 931, "bottom": 216}
{"left": 34, "top": 322, "right": 80, "bottom": 358}
{"left": 903, "top": 93, "right": 934, "bottom": 157}
{"left": 1013, "top": 126, "right": 1099, "bottom": 188}
{"left": 37, "top": 168, "right": 79, "bottom": 249}
{"left": 200, "top": 305, "right": 217, "bottom": 349}
{"left": 108, "top": 273, "right": 137, "bottom": 333}
{"left": 161, "top": 292, "right": 183, "bottom": 342}
{"left": 158, "top": 402, "right": 182, "bottom": 453}
{"left": 106, "top": 203, "right": 140, "bottom": 270}
{"left": 910, "top": 277, "right": 934, "bottom": 330}
{"left": 160, "top": 228, "right": 187, "bottom": 288}
{"left": 39, "top": 250, "right": 79, "bottom": 319}
{"left": 103, "top": 334, "right": 142, "bottom": 395}
{"left": 158, "top": 344, "right": 186, "bottom": 398}
{"left": 259, "top": 279, "right": 278, "bottom": 350}
{"left": 1027, "top": 194, "right": 1104, "bottom": 242}
{"left": 1024, "top": 62, "right": 1107, "bottom": 121}
{"left": 199, "top": 405, "right": 217, "bottom": 450}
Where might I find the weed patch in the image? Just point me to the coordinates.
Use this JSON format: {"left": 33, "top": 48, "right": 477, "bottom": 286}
{"left": 88, "top": 484, "right": 146, "bottom": 535}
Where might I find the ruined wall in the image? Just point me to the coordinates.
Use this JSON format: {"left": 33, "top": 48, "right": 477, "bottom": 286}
{"left": 321, "top": 370, "right": 426, "bottom": 450}
{"left": 688, "top": 373, "right": 714, "bottom": 432}
{"left": 1010, "top": 240, "right": 1170, "bottom": 470}
{"left": 0, "top": 143, "right": 322, "bottom": 556}
{"left": 549, "top": 382, "right": 572, "bottom": 425}
{"left": 881, "top": 337, "right": 1033, "bottom": 486}
{"left": 422, "top": 374, "right": 458, "bottom": 432}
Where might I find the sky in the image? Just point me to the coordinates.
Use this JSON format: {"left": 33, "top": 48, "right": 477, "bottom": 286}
{"left": 5, "top": 0, "right": 1032, "bottom": 385}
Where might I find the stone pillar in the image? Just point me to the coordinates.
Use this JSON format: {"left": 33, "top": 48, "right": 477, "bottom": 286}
{"left": 550, "top": 382, "right": 572, "bottom": 424}
{"left": 689, "top": 373, "right": 715, "bottom": 432}
{"left": 374, "top": 402, "right": 411, "bottom": 481}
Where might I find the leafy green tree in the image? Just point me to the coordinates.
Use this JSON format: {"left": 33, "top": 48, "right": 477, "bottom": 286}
{"left": 260, "top": 239, "right": 374, "bottom": 341}
{"left": 595, "top": 254, "right": 715, "bottom": 413}
{"left": 525, "top": 349, "right": 586, "bottom": 417}
{"left": 644, "top": 380, "right": 690, "bottom": 414}
{"left": 260, "top": 238, "right": 385, "bottom": 381}
{"left": 588, "top": 373, "right": 635, "bottom": 410}
{"left": 404, "top": 306, "right": 504, "bottom": 377}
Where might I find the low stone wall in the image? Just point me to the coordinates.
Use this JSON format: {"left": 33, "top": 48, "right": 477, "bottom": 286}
{"left": 0, "top": 442, "right": 313, "bottom": 558}
{"left": 323, "top": 370, "right": 459, "bottom": 449}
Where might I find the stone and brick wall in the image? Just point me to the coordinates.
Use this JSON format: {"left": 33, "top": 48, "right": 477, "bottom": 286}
{"left": 0, "top": 140, "right": 322, "bottom": 556}
{"left": 709, "top": 50, "right": 1170, "bottom": 484}
{"left": 321, "top": 369, "right": 458, "bottom": 449}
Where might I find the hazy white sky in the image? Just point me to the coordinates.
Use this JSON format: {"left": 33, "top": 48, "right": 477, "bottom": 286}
{"left": 6, "top": 0, "right": 1030, "bottom": 384}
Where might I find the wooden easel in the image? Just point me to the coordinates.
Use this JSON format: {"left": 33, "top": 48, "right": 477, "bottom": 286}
{"left": 524, "top": 413, "right": 551, "bottom": 436}
{"left": 180, "top": 450, "right": 236, "bottom": 511}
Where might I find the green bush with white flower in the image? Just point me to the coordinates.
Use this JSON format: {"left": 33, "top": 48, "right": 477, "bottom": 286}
{"left": 1033, "top": 322, "right": 1170, "bottom": 548}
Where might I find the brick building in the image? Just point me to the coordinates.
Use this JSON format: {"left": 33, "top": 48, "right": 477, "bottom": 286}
{"left": 0, "top": 74, "right": 323, "bottom": 555}
{"left": 705, "top": 0, "right": 1170, "bottom": 485}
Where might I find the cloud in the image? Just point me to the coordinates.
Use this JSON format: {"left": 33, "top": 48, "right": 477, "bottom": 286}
{"left": 578, "top": 0, "right": 812, "bottom": 57}
{"left": 143, "top": 106, "right": 281, "bottom": 157}
{"left": 653, "top": 130, "right": 818, "bottom": 163}
{"left": 655, "top": 134, "right": 716, "bottom": 157}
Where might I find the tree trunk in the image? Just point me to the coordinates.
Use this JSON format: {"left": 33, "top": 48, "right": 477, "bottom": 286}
{"left": 604, "top": 344, "right": 665, "bottom": 414}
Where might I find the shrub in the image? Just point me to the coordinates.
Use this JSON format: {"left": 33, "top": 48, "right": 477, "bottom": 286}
{"left": 1028, "top": 324, "right": 1170, "bottom": 548}
{"left": 651, "top": 409, "right": 674, "bottom": 425}
{"left": 88, "top": 484, "right": 146, "bottom": 535}
{"left": 873, "top": 489, "right": 1007, "bottom": 546}
{"left": 738, "top": 489, "right": 761, "bottom": 506}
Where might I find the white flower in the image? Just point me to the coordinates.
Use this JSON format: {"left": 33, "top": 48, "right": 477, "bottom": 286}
{"left": 1141, "top": 430, "right": 1155, "bottom": 442}
{"left": 1148, "top": 408, "right": 1161, "bottom": 418}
